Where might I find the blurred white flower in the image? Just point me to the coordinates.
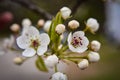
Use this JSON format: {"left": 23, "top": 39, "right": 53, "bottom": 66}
{"left": 37, "top": 19, "right": 45, "bottom": 27}
{"left": 10, "top": 23, "right": 20, "bottom": 32}
{"left": 86, "top": 18, "right": 99, "bottom": 32}
{"left": 60, "top": 7, "right": 71, "bottom": 20}
{"left": 13, "top": 57, "right": 24, "bottom": 65}
{"left": 21, "top": 18, "right": 32, "bottom": 35}
{"left": 3, "top": 35, "right": 15, "bottom": 49}
{"left": 78, "top": 59, "right": 89, "bottom": 70}
{"left": 45, "top": 54, "right": 59, "bottom": 68}
{"left": 16, "top": 26, "right": 50, "bottom": 57}
{"left": 67, "top": 31, "right": 89, "bottom": 53}
{"left": 22, "top": 18, "right": 31, "bottom": 27}
{"left": 91, "top": 40, "right": 101, "bottom": 51}
{"left": 43, "top": 20, "right": 52, "bottom": 32}
{"left": 55, "top": 24, "right": 65, "bottom": 34}
{"left": 51, "top": 72, "right": 67, "bottom": 80}
{"left": 68, "top": 20, "right": 79, "bottom": 30}
{"left": 88, "top": 51, "right": 100, "bottom": 62}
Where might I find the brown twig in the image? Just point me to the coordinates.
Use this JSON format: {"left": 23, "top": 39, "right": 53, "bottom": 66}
{"left": 72, "top": 0, "right": 88, "bottom": 15}
{"left": 10, "top": 0, "right": 53, "bottom": 20}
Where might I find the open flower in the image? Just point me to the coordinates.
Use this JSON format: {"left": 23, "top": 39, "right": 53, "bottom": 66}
{"left": 68, "top": 31, "right": 89, "bottom": 53}
{"left": 16, "top": 26, "right": 50, "bottom": 57}
{"left": 86, "top": 18, "right": 99, "bottom": 32}
{"left": 51, "top": 72, "right": 67, "bottom": 80}
{"left": 45, "top": 54, "right": 59, "bottom": 68}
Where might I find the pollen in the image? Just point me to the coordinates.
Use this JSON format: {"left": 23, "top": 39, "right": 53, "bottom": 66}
{"left": 71, "top": 37, "right": 83, "bottom": 48}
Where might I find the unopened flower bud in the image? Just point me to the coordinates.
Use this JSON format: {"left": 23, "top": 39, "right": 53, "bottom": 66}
{"left": 43, "top": 20, "right": 52, "bottom": 32}
{"left": 10, "top": 24, "right": 20, "bottom": 32}
{"left": 78, "top": 59, "right": 89, "bottom": 70}
{"left": 13, "top": 57, "right": 24, "bottom": 65}
{"left": 68, "top": 20, "right": 79, "bottom": 30}
{"left": 22, "top": 18, "right": 31, "bottom": 27}
{"left": 45, "top": 54, "right": 59, "bottom": 68}
{"left": 86, "top": 18, "right": 99, "bottom": 32}
{"left": 55, "top": 24, "right": 65, "bottom": 34}
{"left": 51, "top": 72, "right": 67, "bottom": 80}
{"left": 91, "top": 40, "right": 101, "bottom": 51}
{"left": 37, "top": 19, "right": 45, "bottom": 27}
{"left": 88, "top": 51, "right": 100, "bottom": 62}
{"left": 60, "top": 7, "right": 71, "bottom": 20}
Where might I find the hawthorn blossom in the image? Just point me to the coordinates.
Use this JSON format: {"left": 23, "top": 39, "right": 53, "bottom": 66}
{"left": 78, "top": 59, "right": 89, "bottom": 70}
{"left": 68, "top": 20, "right": 80, "bottom": 30}
{"left": 43, "top": 20, "right": 52, "bottom": 32}
{"left": 45, "top": 54, "right": 59, "bottom": 68}
{"left": 22, "top": 18, "right": 31, "bottom": 27}
{"left": 67, "top": 31, "right": 89, "bottom": 53}
{"left": 88, "top": 51, "right": 100, "bottom": 62}
{"left": 55, "top": 24, "right": 65, "bottom": 34}
{"left": 60, "top": 7, "right": 71, "bottom": 20}
{"left": 3, "top": 35, "right": 15, "bottom": 49}
{"left": 21, "top": 18, "right": 32, "bottom": 35}
{"left": 91, "top": 40, "right": 101, "bottom": 51}
{"left": 86, "top": 18, "right": 99, "bottom": 32}
{"left": 51, "top": 72, "right": 67, "bottom": 80}
{"left": 16, "top": 26, "right": 50, "bottom": 57}
{"left": 10, "top": 23, "right": 20, "bottom": 32}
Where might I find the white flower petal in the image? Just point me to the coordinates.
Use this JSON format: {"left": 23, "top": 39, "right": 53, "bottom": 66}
{"left": 39, "top": 33, "right": 50, "bottom": 45}
{"left": 37, "top": 45, "right": 47, "bottom": 56}
{"left": 81, "top": 37, "right": 89, "bottom": 46}
{"left": 24, "top": 26, "right": 40, "bottom": 38}
{"left": 22, "top": 48, "right": 36, "bottom": 57}
{"left": 16, "top": 35, "right": 30, "bottom": 49}
{"left": 67, "top": 32, "right": 72, "bottom": 44}
{"left": 68, "top": 43, "right": 87, "bottom": 53}
{"left": 73, "top": 31, "right": 85, "bottom": 38}
{"left": 51, "top": 72, "right": 68, "bottom": 80}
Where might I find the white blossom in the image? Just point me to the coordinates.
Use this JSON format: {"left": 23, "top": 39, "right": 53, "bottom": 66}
{"left": 67, "top": 31, "right": 89, "bottom": 53}
{"left": 3, "top": 35, "right": 15, "bottom": 49}
{"left": 78, "top": 59, "right": 89, "bottom": 70}
{"left": 51, "top": 72, "right": 67, "bottom": 80}
{"left": 13, "top": 57, "right": 24, "bottom": 65}
{"left": 10, "top": 23, "right": 20, "bottom": 32}
{"left": 16, "top": 26, "right": 50, "bottom": 57}
{"left": 45, "top": 54, "right": 59, "bottom": 68}
{"left": 91, "top": 40, "right": 101, "bottom": 51}
{"left": 68, "top": 20, "right": 79, "bottom": 29}
{"left": 43, "top": 20, "right": 52, "bottom": 32}
{"left": 88, "top": 51, "right": 100, "bottom": 62}
{"left": 55, "top": 24, "right": 65, "bottom": 34}
{"left": 37, "top": 19, "right": 45, "bottom": 27}
{"left": 86, "top": 18, "right": 99, "bottom": 32}
{"left": 60, "top": 7, "right": 71, "bottom": 20}
{"left": 22, "top": 18, "right": 31, "bottom": 27}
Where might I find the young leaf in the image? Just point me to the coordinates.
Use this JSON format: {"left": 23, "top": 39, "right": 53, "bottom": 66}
{"left": 35, "top": 56, "right": 48, "bottom": 72}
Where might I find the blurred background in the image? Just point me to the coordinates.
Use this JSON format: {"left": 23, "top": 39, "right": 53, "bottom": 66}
{"left": 0, "top": 0, "right": 120, "bottom": 80}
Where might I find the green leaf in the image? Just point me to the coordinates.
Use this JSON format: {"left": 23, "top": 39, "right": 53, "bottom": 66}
{"left": 35, "top": 56, "right": 48, "bottom": 72}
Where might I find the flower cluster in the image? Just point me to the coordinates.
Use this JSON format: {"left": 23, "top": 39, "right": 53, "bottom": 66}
{"left": 4, "top": 6, "right": 101, "bottom": 80}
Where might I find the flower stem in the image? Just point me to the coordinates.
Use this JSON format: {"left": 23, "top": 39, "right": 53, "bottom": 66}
{"left": 54, "top": 64, "right": 58, "bottom": 72}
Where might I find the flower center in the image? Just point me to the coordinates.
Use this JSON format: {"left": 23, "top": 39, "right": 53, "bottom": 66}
{"left": 30, "top": 39, "right": 40, "bottom": 50}
{"left": 71, "top": 37, "right": 83, "bottom": 48}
